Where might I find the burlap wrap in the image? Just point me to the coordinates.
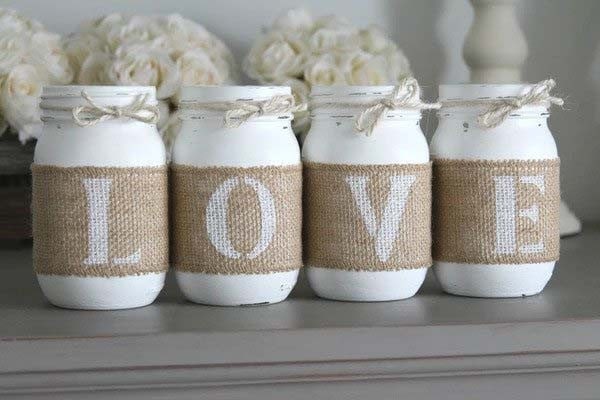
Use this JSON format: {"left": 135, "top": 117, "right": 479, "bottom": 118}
{"left": 304, "top": 162, "right": 432, "bottom": 271}
{"left": 171, "top": 164, "right": 302, "bottom": 274}
{"left": 433, "top": 159, "right": 560, "bottom": 264}
{"left": 31, "top": 165, "right": 169, "bottom": 277}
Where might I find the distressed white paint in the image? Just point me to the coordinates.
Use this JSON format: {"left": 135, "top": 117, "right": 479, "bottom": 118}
{"left": 345, "top": 175, "right": 416, "bottom": 263}
{"left": 36, "top": 273, "right": 165, "bottom": 310}
{"left": 434, "top": 261, "right": 554, "bottom": 298}
{"left": 172, "top": 86, "right": 300, "bottom": 306}
{"left": 431, "top": 84, "right": 558, "bottom": 298}
{"left": 206, "top": 176, "right": 276, "bottom": 260}
{"left": 35, "top": 86, "right": 166, "bottom": 310}
{"left": 303, "top": 86, "right": 429, "bottom": 302}
{"left": 176, "top": 269, "right": 299, "bottom": 306}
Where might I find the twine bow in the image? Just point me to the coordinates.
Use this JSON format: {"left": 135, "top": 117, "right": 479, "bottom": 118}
{"left": 178, "top": 94, "right": 306, "bottom": 128}
{"left": 71, "top": 90, "right": 160, "bottom": 127}
{"left": 354, "top": 77, "right": 441, "bottom": 136}
{"left": 478, "top": 79, "right": 563, "bottom": 128}
{"left": 441, "top": 79, "right": 564, "bottom": 129}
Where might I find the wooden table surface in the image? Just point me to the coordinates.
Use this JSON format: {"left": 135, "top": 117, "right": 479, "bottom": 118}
{"left": 1, "top": 225, "right": 600, "bottom": 399}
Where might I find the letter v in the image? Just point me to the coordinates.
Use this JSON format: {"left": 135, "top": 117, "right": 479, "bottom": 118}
{"left": 345, "top": 175, "right": 416, "bottom": 262}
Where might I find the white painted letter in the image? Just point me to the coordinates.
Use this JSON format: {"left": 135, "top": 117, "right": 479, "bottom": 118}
{"left": 345, "top": 175, "right": 416, "bottom": 262}
{"left": 494, "top": 174, "right": 545, "bottom": 255}
{"left": 83, "top": 178, "right": 141, "bottom": 265}
{"left": 206, "top": 176, "right": 276, "bottom": 259}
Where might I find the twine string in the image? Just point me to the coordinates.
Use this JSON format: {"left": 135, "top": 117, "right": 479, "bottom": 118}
{"left": 311, "top": 77, "right": 441, "bottom": 136}
{"left": 177, "top": 94, "right": 307, "bottom": 128}
{"left": 441, "top": 79, "right": 564, "bottom": 129}
{"left": 40, "top": 90, "right": 160, "bottom": 127}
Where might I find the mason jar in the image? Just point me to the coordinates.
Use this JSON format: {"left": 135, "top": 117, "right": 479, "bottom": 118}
{"left": 33, "top": 86, "right": 168, "bottom": 310}
{"left": 431, "top": 84, "right": 560, "bottom": 298}
{"left": 171, "top": 86, "right": 302, "bottom": 306}
{"left": 303, "top": 85, "right": 432, "bottom": 302}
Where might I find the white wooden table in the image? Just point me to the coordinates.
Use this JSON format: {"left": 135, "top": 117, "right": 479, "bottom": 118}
{"left": 0, "top": 225, "right": 599, "bottom": 399}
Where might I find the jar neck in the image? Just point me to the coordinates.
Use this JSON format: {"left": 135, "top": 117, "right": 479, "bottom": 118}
{"left": 41, "top": 118, "right": 159, "bottom": 136}
{"left": 178, "top": 110, "right": 294, "bottom": 123}
{"left": 438, "top": 105, "right": 549, "bottom": 121}
{"left": 40, "top": 86, "right": 158, "bottom": 123}
{"left": 179, "top": 115, "right": 294, "bottom": 133}
{"left": 311, "top": 108, "right": 422, "bottom": 121}
{"left": 178, "top": 85, "right": 296, "bottom": 124}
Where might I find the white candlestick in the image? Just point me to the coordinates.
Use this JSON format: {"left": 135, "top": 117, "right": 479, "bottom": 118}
{"left": 463, "top": 0, "right": 528, "bottom": 83}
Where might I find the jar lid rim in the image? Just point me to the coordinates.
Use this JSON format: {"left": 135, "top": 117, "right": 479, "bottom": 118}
{"left": 42, "top": 85, "right": 156, "bottom": 99}
{"left": 310, "top": 85, "right": 397, "bottom": 98}
{"left": 179, "top": 85, "right": 291, "bottom": 103}
{"left": 438, "top": 83, "right": 541, "bottom": 102}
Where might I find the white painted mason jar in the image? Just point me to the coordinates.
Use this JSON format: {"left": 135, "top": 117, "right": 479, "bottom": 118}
{"left": 33, "top": 86, "right": 168, "bottom": 310}
{"left": 303, "top": 85, "right": 432, "bottom": 302}
{"left": 431, "top": 84, "right": 560, "bottom": 298}
{"left": 171, "top": 86, "right": 302, "bottom": 306}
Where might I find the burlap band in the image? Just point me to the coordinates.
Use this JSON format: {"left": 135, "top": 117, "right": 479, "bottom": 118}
{"left": 432, "top": 159, "right": 560, "bottom": 264}
{"left": 304, "top": 162, "right": 432, "bottom": 271}
{"left": 31, "top": 165, "right": 169, "bottom": 277}
{"left": 171, "top": 164, "right": 302, "bottom": 274}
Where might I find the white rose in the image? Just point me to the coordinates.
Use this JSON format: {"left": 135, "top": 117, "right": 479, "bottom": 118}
{"left": 244, "top": 31, "right": 307, "bottom": 82}
{"left": 162, "top": 14, "right": 212, "bottom": 50}
{"left": 192, "top": 33, "right": 236, "bottom": 81}
{"left": 279, "top": 78, "right": 311, "bottom": 140}
{"left": 63, "top": 32, "right": 105, "bottom": 73}
{"left": 152, "top": 33, "right": 234, "bottom": 85}
{"left": 161, "top": 15, "right": 224, "bottom": 56}
{"left": 309, "top": 15, "right": 359, "bottom": 54}
{"left": 172, "top": 48, "right": 227, "bottom": 103}
{"left": 162, "top": 15, "right": 237, "bottom": 83}
{"left": 156, "top": 99, "right": 170, "bottom": 131}
{"left": 0, "top": 64, "right": 43, "bottom": 142}
{"left": 359, "top": 25, "right": 395, "bottom": 54}
{"left": 304, "top": 54, "right": 346, "bottom": 86}
{"left": 107, "top": 15, "right": 165, "bottom": 49}
{"left": 281, "top": 77, "right": 310, "bottom": 106}
{"left": 160, "top": 118, "right": 181, "bottom": 160}
{"left": 177, "top": 48, "right": 226, "bottom": 86}
{"left": 0, "top": 29, "right": 27, "bottom": 75}
{"left": 77, "top": 52, "right": 113, "bottom": 85}
{"left": 383, "top": 47, "right": 412, "bottom": 82}
{"left": 272, "top": 8, "right": 314, "bottom": 32}
{"left": 343, "top": 51, "right": 391, "bottom": 85}
{"left": 28, "top": 32, "right": 74, "bottom": 84}
{"left": 80, "top": 14, "right": 125, "bottom": 43}
{"left": 109, "top": 44, "right": 180, "bottom": 100}
{"left": 0, "top": 8, "right": 43, "bottom": 34}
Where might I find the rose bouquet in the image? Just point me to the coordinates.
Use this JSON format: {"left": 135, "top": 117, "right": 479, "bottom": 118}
{"left": 243, "top": 8, "right": 412, "bottom": 135}
{"left": 65, "top": 13, "right": 237, "bottom": 147}
{"left": 0, "top": 8, "right": 73, "bottom": 143}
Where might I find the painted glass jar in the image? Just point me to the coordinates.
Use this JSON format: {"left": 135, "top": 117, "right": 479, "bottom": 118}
{"left": 33, "top": 86, "right": 168, "bottom": 310}
{"left": 303, "top": 85, "right": 432, "bottom": 302}
{"left": 171, "top": 86, "right": 302, "bottom": 306}
{"left": 431, "top": 83, "right": 561, "bottom": 298}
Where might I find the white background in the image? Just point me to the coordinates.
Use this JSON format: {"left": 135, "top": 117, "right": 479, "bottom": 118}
{"left": 6, "top": 0, "right": 600, "bottom": 222}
